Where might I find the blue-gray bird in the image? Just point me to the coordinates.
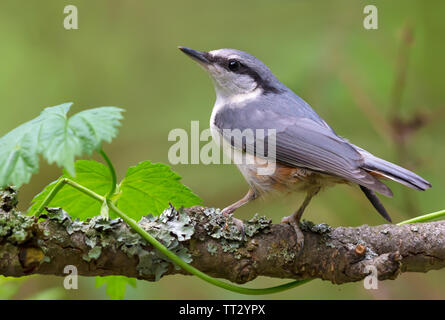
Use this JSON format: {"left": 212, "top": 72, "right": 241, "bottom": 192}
{"left": 179, "top": 46, "right": 432, "bottom": 246}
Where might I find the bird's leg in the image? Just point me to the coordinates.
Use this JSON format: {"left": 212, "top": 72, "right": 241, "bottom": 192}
{"left": 281, "top": 187, "right": 320, "bottom": 251}
{"left": 221, "top": 188, "right": 257, "bottom": 233}
{"left": 221, "top": 188, "right": 256, "bottom": 215}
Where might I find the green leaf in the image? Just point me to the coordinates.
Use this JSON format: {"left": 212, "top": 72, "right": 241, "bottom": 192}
{"left": 28, "top": 160, "right": 112, "bottom": 219}
{"left": 0, "top": 116, "right": 43, "bottom": 189}
{"left": 0, "top": 276, "right": 27, "bottom": 300}
{"left": 116, "top": 161, "right": 202, "bottom": 218}
{"left": 95, "top": 276, "right": 136, "bottom": 300}
{"left": 38, "top": 104, "right": 124, "bottom": 176}
{"left": 30, "top": 160, "right": 202, "bottom": 221}
{"left": 0, "top": 102, "right": 124, "bottom": 188}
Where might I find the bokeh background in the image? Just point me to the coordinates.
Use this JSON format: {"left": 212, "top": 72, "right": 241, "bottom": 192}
{"left": 0, "top": 0, "right": 444, "bottom": 299}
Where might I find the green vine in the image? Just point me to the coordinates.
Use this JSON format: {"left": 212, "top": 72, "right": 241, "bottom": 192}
{"left": 397, "top": 209, "right": 445, "bottom": 225}
{"left": 34, "top": 149, "right": 311, "bottom": 295}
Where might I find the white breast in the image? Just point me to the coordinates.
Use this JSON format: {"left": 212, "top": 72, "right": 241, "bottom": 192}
{"left": 210, "top": 87, "right": 263, "bottom": 146}
{"left": 209, "top": 91, "right": 269, "bottom": 193}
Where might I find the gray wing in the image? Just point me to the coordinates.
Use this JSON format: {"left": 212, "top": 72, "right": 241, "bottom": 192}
{"left": 213, "top": 97, "right": 393, "bottom": 197}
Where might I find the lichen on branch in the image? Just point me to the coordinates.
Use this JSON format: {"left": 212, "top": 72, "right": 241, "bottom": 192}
{"left": 1, "top": 188, "right": 444, "bottom": 285}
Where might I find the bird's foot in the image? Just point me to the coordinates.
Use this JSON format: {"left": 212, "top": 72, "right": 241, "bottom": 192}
{"left": 221, "top": 206, "right": 234, "bottom": 216}
{"left": 281, "top": 215, "right": 304, "bottom": 253}
{"left": 221, "top": 208, "right": 245, "bottom": 240}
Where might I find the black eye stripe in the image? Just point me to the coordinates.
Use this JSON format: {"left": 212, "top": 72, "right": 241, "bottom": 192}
{"left": 206, "top": 55, "right": 240, "bottom": 71}
{"left": 213, "top": 57, "right": 248, "bottom": 73}
{"left": 205, "top": 53, "right": 282, "bottom": 94}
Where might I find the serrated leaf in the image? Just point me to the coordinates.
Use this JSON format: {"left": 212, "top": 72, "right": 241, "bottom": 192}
{"left": 0, "top": 103, "right": 124, "bottom": 188}
{"left": 116, "top": 161, "right": 202, "bottom": 218}
{"left": 95, "top": 276, "right": 136, "bottom": 300}
{"left": 30, "top": 160, "right": 203, "bottom": 222}
{"left": 28, "top": 160, "right": 112, "bottom": 219}
{"left": 39, "top": 104, "right": 124, "bottom": 176}
{"left": 0, "top": 117, "right": 43, "bottom": 188}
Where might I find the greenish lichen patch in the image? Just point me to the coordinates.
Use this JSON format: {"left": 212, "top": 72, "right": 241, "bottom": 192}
{"left": 301, "top": 220, "right": 332, "bottom": 234}
{"left": 324, "top": 241, "right": 336, "bottom": 248}
{"left": 120, "top": 205, "right": 194, "bottom": 279}
{"left": 198, "top": 209, "right": 273, "bottom": 260}
{"left": 35, "top": 204, "right": 196, "bottom": 281}
{"left": 203, "top": 209, "right": 243, "bottom": 242}
{"left": 207, "top": 243, "right": 218, "bottom": 256}
{"left": 65, "top": 219, "right": 84, "bottom": 235}
{"left": 266, "top": 240, "right": 296, "bottom": 263}
{"left": 92, "top": 217, "right": 122, "bottom": 232}
{"left": 83, "top": 246, "right": 102, "bottom": 262}
{"left": 244, "top": 214, "right": 272, "bottom": 237}
{"left": 42, "top": 207, "right": 71, "bottom": 223}
{"left": 202, "top": 209, "right": 271, "bottom": 242}
{"left": 170, "top": 246, "right": 193, "bottom": 269}
{"left": 0, "top": 187, "right": 18, "bottom": 212}
{"left": 0, "top": 210, "right": 35, "bottom": 244}
{"left": 85, "top": 236, "right": 97, "bottom": 248}
{"left": 300, "top": 220, "right": 334, "bottom": 248}
{"left": 158, "top": 206, "right": 194, "bottom": 241}
{"left": 221, "top": 239, "right": 240, "bottom": 253}
{"left": 137, "top": 251, "right": 168, "bottom": 280}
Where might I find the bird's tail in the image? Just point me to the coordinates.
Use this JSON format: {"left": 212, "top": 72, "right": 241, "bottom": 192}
{"left": 362, "top": 154, "right": 432, "bottom": 191}
{"left": 354, "top": 147, "right": 431, "bottom": 223}
{"left": 359, "top": 186, "right": 392, "bottom": 222}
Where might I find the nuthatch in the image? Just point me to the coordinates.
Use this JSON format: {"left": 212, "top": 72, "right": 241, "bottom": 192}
{"left": 179, "top": 46, "right": 431, "bottom": 247}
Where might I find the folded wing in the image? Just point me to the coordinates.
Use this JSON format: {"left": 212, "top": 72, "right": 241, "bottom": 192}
{"left": 214, "top": 102, "right": 393, "bottom": 197}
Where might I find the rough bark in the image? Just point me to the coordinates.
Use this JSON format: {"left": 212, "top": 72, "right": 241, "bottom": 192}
{"left": 0, "top": 188, "right": 444, "bottom": 285}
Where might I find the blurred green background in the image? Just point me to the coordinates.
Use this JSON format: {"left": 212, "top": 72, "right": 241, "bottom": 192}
{"left": 0, "top": 0, "right": 444, "bottom": 299}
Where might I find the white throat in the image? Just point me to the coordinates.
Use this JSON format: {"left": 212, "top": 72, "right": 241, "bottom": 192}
{"left": 214, "top": 87, "right": 263, "bottom": 109}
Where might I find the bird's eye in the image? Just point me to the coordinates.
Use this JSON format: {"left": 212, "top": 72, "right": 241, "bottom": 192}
{"left": 228, "top": 60, "right": 241, "bottom": 71}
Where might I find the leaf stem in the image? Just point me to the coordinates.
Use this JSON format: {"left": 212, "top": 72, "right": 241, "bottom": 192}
{"left": 34, "top": 177, "right": 104, "bottom": 216}
{"left": 99, "top": 149, "right": 117, "bottom": 198}
{"left": 34, "top": 178, "right": 67, "bottom": 215}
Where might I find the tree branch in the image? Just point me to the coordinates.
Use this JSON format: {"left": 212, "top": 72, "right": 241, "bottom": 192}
{"left": 0, "top": 188, "right": 444, "bottom": 285}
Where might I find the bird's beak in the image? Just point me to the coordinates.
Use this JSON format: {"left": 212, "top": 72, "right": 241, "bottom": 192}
{"left": 178, "top": 46, "right": 210, "bottom": 65}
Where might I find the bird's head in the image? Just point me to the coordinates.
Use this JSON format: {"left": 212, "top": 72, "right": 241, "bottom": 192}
{"left": 179, "top": 47, "right": 283, "bottom": 102}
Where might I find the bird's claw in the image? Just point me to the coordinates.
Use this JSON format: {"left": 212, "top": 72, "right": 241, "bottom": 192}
{"left": 221, "top": 210, "right": 245, "bottom": 240}
{"left": 221, "top": 207, "right": 234, "bottom": 216}
{"left": 281, "top": 215, "right": 305, "bottom": 254}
